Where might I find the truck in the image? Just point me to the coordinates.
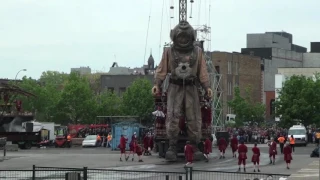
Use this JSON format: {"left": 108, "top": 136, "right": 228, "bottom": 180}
{"left": 288, "top": 124, "right": 307, "bottom": 146}
{"left": 0, "top": 121, "right": 55, "bottom": 149}
{"left": 153, "top": 86, "right": 212, "bottom": 158}
{"left": 0, "top": 129, "right": 49, "bottom": 149}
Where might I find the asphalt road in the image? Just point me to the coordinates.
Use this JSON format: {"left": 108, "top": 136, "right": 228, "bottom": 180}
{"left": 0, "top": 144, "right": 318, "bottom": 180}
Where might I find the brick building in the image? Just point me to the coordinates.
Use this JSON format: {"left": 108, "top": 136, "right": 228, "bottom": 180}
{"left": 241, "top": 31, "right": 305, "bottom": 120}
{"left": 209, "top": 52, "right": 262, "bottom": 119}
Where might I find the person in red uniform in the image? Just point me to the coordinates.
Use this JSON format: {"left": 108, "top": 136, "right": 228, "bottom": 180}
{"left": 119, "top": 134, "right": 129, "bottom": 161}
{"left": 149, "top": 133, "right": 154, "bottom": 152}
{"left": 237, "top": 140, "right": 248, "bottom": 172}
{"left": 251, "top": 143, "right": 261, "bottom": 172}
{"left": 218, "top": 137, "right": 227, "bottom": 159}
{"left": 143, "top": 133, "right": 150, "bottom": 156}
{"left": 184, "top": 141, "right": 194, "bottom": 166}
{"left": 128, "top": 132, "right": 137, "bottom": 161}
{"left": 268, "top": 138, "right": 277, "bottom": 165}
{"left": 135, "top": 142, "right": 144, "bottom": 162}
{"left": 203, "top": 137, "right": 212, "bottom": 162}
{"left": 283, "top": 142, "right": 292, "bottom": 169}
{"left": 230, "top": 135, "right": 238, "bottom": 158}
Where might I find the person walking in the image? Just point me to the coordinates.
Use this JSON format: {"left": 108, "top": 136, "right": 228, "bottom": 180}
{"left": 251, "top": 143, "right": 261, "bottom": 172}
{"left": 278, "top": 135, "right": 285, "bottom": 154}
{"left": 289, "top": 135, "right": 295, "bottom": 153}
{"left": 283, "top": 142, "right": 293, "bottom": 169}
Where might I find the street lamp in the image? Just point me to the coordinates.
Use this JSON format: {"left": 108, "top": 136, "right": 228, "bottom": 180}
{"left": 15, "top": 69, "right": 27, "bottom": 81}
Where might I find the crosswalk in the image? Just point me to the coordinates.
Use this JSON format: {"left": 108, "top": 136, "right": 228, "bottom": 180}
{"left": 288, "top": 161, "right": 319, "bottom": 179}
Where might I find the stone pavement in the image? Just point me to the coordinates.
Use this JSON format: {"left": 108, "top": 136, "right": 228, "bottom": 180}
{"left": 288, "top": 160, "right": 319, "bottom": 180}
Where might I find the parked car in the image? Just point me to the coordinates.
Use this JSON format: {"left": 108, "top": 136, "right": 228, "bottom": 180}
{"left": 82, "top": 135, "right": 98, "bottom": 147}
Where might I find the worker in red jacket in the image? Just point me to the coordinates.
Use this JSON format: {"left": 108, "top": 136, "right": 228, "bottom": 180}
{"left": 283, "top": 142, "right": 292, "bottom": 169}
{"left": 237, "top": 141, "right": 248, "bottom": 172}
{"left": 218, "top": 137, "right": 227, "bottom": 159}
{"left": 203, "top": 137, "right": 212, "bottom": 162}
{"left": 119, "top": 134, "right": 129, "bottom": 161}
{"left": 268, "top": 138, "right": 277, "bottom": 165}
{"left": 184, "top": 141, "right": 194, "bottom": 166}
{"left": 230, "top": 135, "right": 238, "bottom": 158}
{"left": 251, "top": 143, "right": 261, "bottom": 172}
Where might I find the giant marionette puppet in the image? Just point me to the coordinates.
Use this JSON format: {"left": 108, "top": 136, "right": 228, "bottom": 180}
{"left": 152, "top": 21, "right": 212, "bottom": 161}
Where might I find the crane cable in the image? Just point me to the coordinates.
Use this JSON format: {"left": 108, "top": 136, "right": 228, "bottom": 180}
{"left": 143, "top": 2, "right": 152, "bottom": 65}
{"left": 158, "top": 0, "right": 165, "bottom": 61}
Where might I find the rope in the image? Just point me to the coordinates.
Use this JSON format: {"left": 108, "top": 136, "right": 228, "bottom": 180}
{"left": 143, "top": 2, "right": 152, "bottom": 65}
{"left": 159, "top": 0, "right": 165, "bottom": 61}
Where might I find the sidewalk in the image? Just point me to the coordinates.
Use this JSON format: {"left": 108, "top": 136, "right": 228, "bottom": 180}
{"left": 287, "top": 160, "right": 319, "bottom": 180}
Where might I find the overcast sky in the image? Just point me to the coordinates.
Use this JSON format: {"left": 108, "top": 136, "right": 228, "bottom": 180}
{"left": 0, "top": 0, "right": 319, "bottom": 79}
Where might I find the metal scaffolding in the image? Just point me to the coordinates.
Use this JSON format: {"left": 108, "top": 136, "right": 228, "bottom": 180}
{"left": 194, "top": 25, "right": 224, "bottom": 131}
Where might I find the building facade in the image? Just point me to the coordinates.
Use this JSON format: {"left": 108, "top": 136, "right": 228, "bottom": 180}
{"left": 241, "top": 31, "right": 306, "bottom": 120}
{"left": 210, "top": 51, "right": 262, "bottom": 119}
{"left": 70, "top": 66, "right": 92, "bottom": 75}
{"left": 100, "top": 74, "right": 153, "bottom": 96}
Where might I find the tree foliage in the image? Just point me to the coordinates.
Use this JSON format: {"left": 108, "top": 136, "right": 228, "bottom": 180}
{"left": 10, "top": 72, "right": 155, "bottom": 125}
{"left": 276, "top": 75, "right": 320, "bottom": 127}
{"left": 121, "top": 78, "right": 154, "bottom": 121}
{"left": 228, "top": 86, "right": 265, "bottom": 126}
{"left": 56, "top": 72, "right": 97, "bottom": 124}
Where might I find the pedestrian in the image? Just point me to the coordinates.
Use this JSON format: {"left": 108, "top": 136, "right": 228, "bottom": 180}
{"left": 278, "top": 135, "right": 285, "bottom": 154}
{"left": 268, "top": 138, "right": 277, "bottom": 165}
{"left": 237, "top": 140, "right": 248, "bottom": 172}
{"left": 135, "top": 142, "right": 144, "bottom": 162}
{"left": 289, "top": 135, "right": 295, "bottom": 153}
{"left": 184, "top": 141, "right": 194, "bottom": 166}
{"left": 143, "top": 133, "right": 150, "bottom": 156}
{"left": 107, "top": 133, "right": 112, "bottom": 148}
{"left": 251, "top": 143, "right": 260, "bottom": 172}
{"left": 283, "top": 142, "right": 292, "bottom": 169}
{"left": 203, "top": 137, "right": 212, "bottom": 162}
{"left": 231, "top": 135, "right": 238, "bottom": 158}
{"left": 118, "top": 135, "right": 129, "bottom": 161}
{"left": 128, "top": 132, "right": 137, "bottom": 161}
{"left": 218, "top": 137, "right": 227, "bottom": 159}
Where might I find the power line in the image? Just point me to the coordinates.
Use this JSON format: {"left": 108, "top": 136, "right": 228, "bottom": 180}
{"left": 143, "top": 2, "right": 152, "bottom": 65}
{"left": 158, "top": 0, "right": 165, "bottom": 61}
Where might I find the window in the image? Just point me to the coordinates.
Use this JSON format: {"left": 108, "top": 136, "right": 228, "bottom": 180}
{"left": 228, "top": 82, "right": 232, "bottom": 95}
{"left": 107, "top": 87, "right": 114, "bottom": 93}
{"left": 270, "top": 99, "right": 275, "bottom": 115}
{"left": 227, "top": 61, "right": 232, "bottom": 74}
{"left": 235, "top": 62, "right": 239, "bottom": 75}
{"left": 119, "top": 87, "right": 126, "bottom": 96}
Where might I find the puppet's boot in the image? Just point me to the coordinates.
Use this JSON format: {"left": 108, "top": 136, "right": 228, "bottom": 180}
{"left": 165, "top": 142, "right": 177, "bottom": 162}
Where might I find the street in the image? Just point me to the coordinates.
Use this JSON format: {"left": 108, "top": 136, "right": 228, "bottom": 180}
{"left": 0, "top": 144, "right": 317, "bottom": 179}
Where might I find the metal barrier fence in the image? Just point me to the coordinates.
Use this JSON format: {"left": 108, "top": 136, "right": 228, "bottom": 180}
{"left": 192, "top": 169, "right": 289, "bottom": 180}
{"left": 0, "top": 165, "right": 290, "bottom": 180}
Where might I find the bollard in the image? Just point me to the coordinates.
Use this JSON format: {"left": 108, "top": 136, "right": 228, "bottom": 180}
{"left": 3, "top": 146, "right": 6, "bottom": 157}
{"left": 165, "top": 175, "right": 169, "bottom": 180}
{"left": 32, "top": 165, "right": 36, "bottom": 180}
{"left": 65, "top": 172, "right": 81, "bottom": 180}
{"left": 83, "top": 167, "right": 88, "bottom": 180}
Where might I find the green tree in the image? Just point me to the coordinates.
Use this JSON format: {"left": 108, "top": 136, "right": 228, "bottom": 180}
{"left": 15, "top": 71, "right": 68, "bottom": 122}
{"left": 96, "top": 90, "right": 122, "bottom": 116}
{"left": 276, "top": 75, "right": 319, "bottom": 127}
{"left": 57, "top": 72, "right": 97, "bottom": 124}
{"left": 121, "top": 78, "right": 154, "bottom": 122}
{"left": 228, "top": 87, "right": 265, "bottom": 126}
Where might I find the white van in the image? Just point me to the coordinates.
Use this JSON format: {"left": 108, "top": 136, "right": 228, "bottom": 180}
{"left": 288, "top": 125, "right": 307, "bottom": 146}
